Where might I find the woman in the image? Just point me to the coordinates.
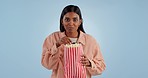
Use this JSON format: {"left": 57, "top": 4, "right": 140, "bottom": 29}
{"left": 41, "top": 5, "right": 106, "bottom": 78}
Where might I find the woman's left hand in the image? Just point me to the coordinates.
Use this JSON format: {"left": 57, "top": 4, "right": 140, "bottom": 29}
{"left": 80, "top": 55, "right": 91, "bottom": 67}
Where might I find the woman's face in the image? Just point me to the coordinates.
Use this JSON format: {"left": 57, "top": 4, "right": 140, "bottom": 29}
{"left": 62, "top": 12, "right": 82, "bottom": 33}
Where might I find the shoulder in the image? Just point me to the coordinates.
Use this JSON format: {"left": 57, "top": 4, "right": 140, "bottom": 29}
{"left": 84, "top": 33, "right": 97, "bottom": 42}
{"left": 50, "top": 31, "right": 61, "bottom": 36}
{"left": 79, "top": 31, "right": 97, "bottom": 43}
{"left": 44, "top": 31, "right": 62, "bottom": 41}
{"left": 83, "top": 33, "right": 100, "bottom": 48}
{"left": 47, "top": 31, "right": 61, "bottom": 37}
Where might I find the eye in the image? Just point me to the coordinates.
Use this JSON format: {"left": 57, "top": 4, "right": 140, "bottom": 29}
{"left": 64, "top": 18, "right": 70, "bottom": 22}
{"left": 73, "top": 18, "right": 78, "bottom": 22}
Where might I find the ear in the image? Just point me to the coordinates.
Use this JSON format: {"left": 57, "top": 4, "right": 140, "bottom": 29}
{"left": 79, "top": 19, "right": 82, "bottom": 26}
{"left": 61, "top": 19, "right": 63, "bottom": 25}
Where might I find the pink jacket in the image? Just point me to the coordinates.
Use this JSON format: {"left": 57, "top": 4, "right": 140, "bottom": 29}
{"left": 41, "top": 31, "right": 106, "bottom": 78}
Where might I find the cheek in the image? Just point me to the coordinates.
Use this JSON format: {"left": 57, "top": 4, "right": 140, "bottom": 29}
{"left": 77, "top": 23, "right": 81, "bottom": 27}
{"left": 62, "top": 21, "right": 68, "bottom": 26}
{"left": 77, "top": 21, "right": 81, "bottom": 26}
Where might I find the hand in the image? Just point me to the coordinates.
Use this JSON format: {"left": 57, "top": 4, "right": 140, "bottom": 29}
{"left": 80, "top": 55, "right": 91, "bottom": 67}
{"left": 56, "top": 36, "right": 71, "bottom": 47}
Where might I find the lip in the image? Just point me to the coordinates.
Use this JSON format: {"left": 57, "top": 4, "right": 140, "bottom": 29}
{"left": 67, "top": 27, "right": 74, "bottom": 30}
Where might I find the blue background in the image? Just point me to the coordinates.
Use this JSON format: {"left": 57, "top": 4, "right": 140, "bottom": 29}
{"left": 0, "top": 0, "right": 148, "bottom": 78}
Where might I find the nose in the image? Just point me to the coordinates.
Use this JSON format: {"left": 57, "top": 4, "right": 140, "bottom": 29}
{"left": 69, "top": 20, "right": 74, "bottom": 26}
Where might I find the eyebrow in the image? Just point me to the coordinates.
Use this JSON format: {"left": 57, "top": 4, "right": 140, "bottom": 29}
{"left": 64, "top": 16, "right": 78, "bottom": 19}
{"left": 73, "top": 17, "right": 78, "bottom": 19}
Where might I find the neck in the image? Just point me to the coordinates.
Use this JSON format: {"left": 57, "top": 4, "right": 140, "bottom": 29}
{"left": 65, "top": 31, "right": 78, "bottom": 38}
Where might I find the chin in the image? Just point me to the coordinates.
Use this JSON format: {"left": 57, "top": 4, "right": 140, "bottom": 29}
{"left": 67, "top": 31, "right": 73, "bottom": 33}
{"left": 66, "top": 30, "right": 75, "bottom": 33}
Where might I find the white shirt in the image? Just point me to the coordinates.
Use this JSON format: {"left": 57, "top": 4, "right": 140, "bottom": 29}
{"left": 69, "top": 38, "right": 78, "bottom": 43}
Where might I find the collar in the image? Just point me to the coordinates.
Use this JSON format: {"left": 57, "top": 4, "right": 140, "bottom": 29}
{"left": 60, "top": 31, "right": 86, "bottom": 45}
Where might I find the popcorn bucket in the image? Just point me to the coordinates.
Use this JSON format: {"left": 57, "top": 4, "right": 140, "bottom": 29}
{"left": 64, "top": 43, "right": 86, "bottom": 78}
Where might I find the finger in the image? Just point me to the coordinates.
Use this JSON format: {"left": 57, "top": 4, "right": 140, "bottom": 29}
{"left": 80, "top": 57, "right": 90, "bottom": 66}
{"left": 81, "top": 54, "right": 87, "bottom": 58}
{"left": 81, "top": 59, "right": 89, "bottom": 63}
{"left": 80, "top": 58, "right": 88, "bottom": 64}
{"left": 61, "top": 37, "right": 71, "bottom": 44}
{"left": 64, "top": 37, "right": 71, "bottom": 43}
{"left": 81, "top": 60, "right": 90, "bottom": 66}
{"left": 80, "top": 60, "right": 85, "bottom": 66}
{"left": 81, "top": 61, "right": 89, "bottom": 66}
{"left": 60, "top": 38, "right": 64, "bottom": 43}
{"left": 80, "top": 57, "right": 87, "bottom": 61}
{"left": 66, "top": 37, "right": 72, "bottom": 43}
{"left": 64, "top": 39, "right": 71, "bottom": 44}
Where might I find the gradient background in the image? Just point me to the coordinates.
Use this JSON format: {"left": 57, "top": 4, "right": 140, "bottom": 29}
{"left": 0, "top": 0, "right": 148, "bottom": 78}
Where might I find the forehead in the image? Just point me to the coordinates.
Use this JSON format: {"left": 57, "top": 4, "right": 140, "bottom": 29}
{"left": 64, "top": 12, "right": 79, "bottom": 18}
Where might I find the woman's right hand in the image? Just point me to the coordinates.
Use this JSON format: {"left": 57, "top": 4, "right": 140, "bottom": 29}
{"left": 56, "top": 36, "right": 71, "bottom": 47}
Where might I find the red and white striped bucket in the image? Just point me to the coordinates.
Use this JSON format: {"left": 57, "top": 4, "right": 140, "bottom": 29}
{"left": 64, "top": 43, "right": 86, "bottom": 78}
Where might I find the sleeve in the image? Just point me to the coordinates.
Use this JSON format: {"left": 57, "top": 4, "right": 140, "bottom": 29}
{"left": 86, "top": 42, "right": 106, "bottom": 75}
{"left": 41, "top": 35, "right": 62, "bottom": 70}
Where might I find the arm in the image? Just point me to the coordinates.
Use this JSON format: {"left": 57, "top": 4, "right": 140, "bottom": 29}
{"left": 86, "top": 43, "right": 106, "bottom": 75}
{"left": 41, "top": 35, "right": 62, "bottom": 70}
